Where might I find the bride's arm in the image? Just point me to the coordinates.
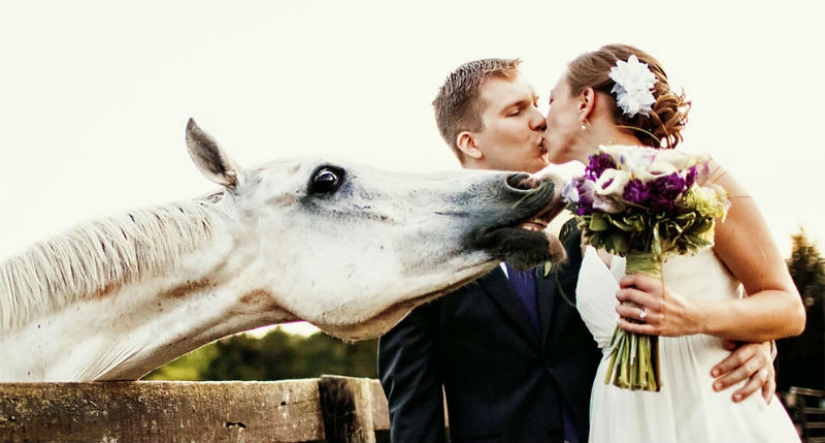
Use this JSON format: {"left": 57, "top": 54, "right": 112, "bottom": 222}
{"left": 616, "top": 163, "right": 805, "bottom": 342}
{"left": 705, "top": 166, "right": 805, "bottom": 340}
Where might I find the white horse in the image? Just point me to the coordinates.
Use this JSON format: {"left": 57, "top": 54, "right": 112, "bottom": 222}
{"left": 0, "top": 119, "right": 566, "bottom": 382}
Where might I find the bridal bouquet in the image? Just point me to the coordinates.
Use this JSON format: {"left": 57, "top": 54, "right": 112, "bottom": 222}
{"left": 563, "top": 145, "right": 729, "bottom": 391}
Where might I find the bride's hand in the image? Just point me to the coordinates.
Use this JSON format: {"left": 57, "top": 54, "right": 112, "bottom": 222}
{"left": 614, "top": 272, "right": 703, "bottom": 337}
{"left": 711, "top": 340, "right": 776, "bottom": 404}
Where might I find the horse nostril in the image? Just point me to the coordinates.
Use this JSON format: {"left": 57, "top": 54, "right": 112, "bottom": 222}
{"left": 506, "top": 172, "right": 537, "bottom": 191}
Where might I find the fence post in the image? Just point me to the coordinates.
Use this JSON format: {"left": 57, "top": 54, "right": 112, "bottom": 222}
{"left": 318, "top": 375, "right": 385, "bottom": 443}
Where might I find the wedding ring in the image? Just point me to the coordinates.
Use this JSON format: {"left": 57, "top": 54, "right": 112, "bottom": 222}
{"left": 639, "top": 307, "right": 647, "bottom": 321}
{"left": 758, "top": 369, "right": 769, "bottom": 380}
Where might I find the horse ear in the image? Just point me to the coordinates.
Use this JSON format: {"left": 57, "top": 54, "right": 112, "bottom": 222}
{"left": 185, "top": 118, "right": 241, "bottom": 188}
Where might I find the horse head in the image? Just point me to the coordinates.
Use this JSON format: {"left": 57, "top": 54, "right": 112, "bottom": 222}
{"left": 185, "top": 119, "right": 567, "bottom": 340}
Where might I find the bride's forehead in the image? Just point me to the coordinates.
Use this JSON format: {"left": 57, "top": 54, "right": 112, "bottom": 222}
{"left": 550, "top": 75, "right": 571, "bottom": 96}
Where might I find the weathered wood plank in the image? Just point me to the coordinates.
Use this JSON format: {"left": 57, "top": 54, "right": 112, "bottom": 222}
{"left": 319, "top": 376, "right": 388, "bottom": 443}
{"left": 0, "top": 380, "right": 325, "bottom": 443}
{"left": 368, "top": 378, "right": 389, "bottom": 431}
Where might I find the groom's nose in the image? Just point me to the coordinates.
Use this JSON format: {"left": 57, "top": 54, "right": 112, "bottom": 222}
{"left": 529, "top": 108, "right": 547, "bottom": 131}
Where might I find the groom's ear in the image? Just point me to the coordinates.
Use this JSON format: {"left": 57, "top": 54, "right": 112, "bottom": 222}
{"left": 579, "top": 87, "right": 597, "bottom": 121}
{"left": 456, "top": 131, "right": 483, "bottom": 160}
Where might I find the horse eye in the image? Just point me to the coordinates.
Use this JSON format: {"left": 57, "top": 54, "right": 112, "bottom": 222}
{"left": 309, "top": 166, "right": 344, "bottom": 194}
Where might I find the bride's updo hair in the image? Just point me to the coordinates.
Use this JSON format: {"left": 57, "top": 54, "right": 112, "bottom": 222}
{"left": 566, "top": 44, "right": 691, "bottom": 149}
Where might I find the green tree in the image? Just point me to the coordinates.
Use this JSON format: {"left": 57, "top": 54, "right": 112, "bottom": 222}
{"left": 145, "top": 327, "right": 378, "bottom": 381}
{"left": 777, "top": 228, "right": 825, "bottom": 391}
{"left": 144, "top": 343, "right": 219, "bottom": 380}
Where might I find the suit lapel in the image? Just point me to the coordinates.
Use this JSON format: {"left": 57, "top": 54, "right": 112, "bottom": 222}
{"left": 539, "top": 218, "right": 585, "bottom": 349}
{"left": 481, "top": 266, "right": 542, "bottom": 345}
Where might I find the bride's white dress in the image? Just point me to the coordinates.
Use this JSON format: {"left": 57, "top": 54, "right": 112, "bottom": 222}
{"left": 578, "top": 246, "right": 800, "bottom": 443}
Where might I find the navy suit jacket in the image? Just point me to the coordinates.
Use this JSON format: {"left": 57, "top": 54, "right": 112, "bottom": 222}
{"left": 378, "top": 221, "right": 601, "bottom": 443}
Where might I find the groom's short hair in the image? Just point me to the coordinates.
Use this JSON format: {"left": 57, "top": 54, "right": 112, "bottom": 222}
{"left": 432, "top": 58, "right": 521, "bottom": 160}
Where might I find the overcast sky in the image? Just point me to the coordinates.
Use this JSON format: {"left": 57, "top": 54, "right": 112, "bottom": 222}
{"left": 1, "top": 1, "right": 822, "bottom": 335}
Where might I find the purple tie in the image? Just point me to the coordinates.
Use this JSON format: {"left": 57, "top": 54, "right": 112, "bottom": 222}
{"left": 506, "top": 264, "right": 539, "bottom": 332}
{"left": 507, "top": 264, "right": 579, "bottom": 442}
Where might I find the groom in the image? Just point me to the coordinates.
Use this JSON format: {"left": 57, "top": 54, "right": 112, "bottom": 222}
{"left": 378, "top": 58, "right": 777, "bottom": 443}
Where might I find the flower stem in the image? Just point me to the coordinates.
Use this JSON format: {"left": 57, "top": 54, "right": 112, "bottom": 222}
{"left": 604, "top": 251, "right": 663, "bottom": 391}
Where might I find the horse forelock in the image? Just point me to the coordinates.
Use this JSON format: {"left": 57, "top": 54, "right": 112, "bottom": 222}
{"left": 0, "top": 201, "right": 223, "bottom": 332}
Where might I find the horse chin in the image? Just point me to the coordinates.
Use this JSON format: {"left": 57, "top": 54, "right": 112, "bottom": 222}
{"left": 315, "top": 269, "right": 493, "bottom": 342}
{"left": 475, "top": 227, "right": 567, "bottom": 271}
{"left": 310, "top": 227, "right": 567, "bottom": 341}
{"left": 317, "top": 309, "right": 414, "bottom": 342}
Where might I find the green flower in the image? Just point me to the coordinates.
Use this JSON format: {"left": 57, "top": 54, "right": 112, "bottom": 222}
{"left": 684, "top": 186, "right": 729, "bottom": 220}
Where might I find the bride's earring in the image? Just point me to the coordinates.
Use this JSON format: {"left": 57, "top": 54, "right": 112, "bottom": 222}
{"left": 580, "top": 119, "right": 588, "bottom": 131}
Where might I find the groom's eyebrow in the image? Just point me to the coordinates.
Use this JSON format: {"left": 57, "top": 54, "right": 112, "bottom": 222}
{"left": 504, "top": 95, "right": 539, "bottom": 113}
{"left": 501, "top": 98, "right": 531, "bottom": 114}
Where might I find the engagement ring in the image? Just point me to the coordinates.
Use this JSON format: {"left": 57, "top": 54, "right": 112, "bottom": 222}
{"left": 639, "top": 307, "right": 647, "bottom": 321}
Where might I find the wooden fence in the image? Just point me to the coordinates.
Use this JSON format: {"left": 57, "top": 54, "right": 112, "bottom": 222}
{"left": 0, "top": 375, "right": 389, "bottom": 443}
{"left": 4, "top": 377, "right": 821, "bottom": 443}
{"left": 786, "top": 387, "right": 825, "bottom": 443}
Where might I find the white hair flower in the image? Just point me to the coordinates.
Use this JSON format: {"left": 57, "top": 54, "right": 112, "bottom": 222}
{"left": 608, "top": 55, "right": 658, "bottom": 117}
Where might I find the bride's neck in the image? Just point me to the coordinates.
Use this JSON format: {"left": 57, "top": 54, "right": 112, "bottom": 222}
{"left": 575, "top": 124, "right": 645, "bottom": 163}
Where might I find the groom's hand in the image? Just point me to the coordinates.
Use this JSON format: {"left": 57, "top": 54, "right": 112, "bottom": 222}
{"left": 710, "top": 341, "right": 775, "bottom": 404}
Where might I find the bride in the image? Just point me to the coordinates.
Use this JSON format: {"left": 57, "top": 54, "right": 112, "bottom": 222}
{"left": 540, "top": 43, "right": 805, "bottom": 442}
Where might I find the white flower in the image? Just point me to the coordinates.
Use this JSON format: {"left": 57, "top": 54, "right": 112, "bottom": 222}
{"left": 608, "top": 55, "right": 658, "bottom": 117}
{"left": 592, "top": 195, "right": 626, "bottom": 214}
{"left": 562, "top": 180, "right": 580, "bottom": 203}
{"left": 594, "top": 168, "right": 631, "bottom": 196}
{"left": 590, "top": 168, "right": 630, "bottom": 213}
{"left": 599, "top": 145, "right": 705, "bottom": 182}
{"left": 599, "top": 144, "right": 629, "bottom": 163}
{"left": 591, "top": 168, "right": 631, "bottom": 213}
{"left": 632, "top": 160, "right": 678, "bottom": 182}
{"left": 600, "top": 145, "right": 654, "bottom": 169}
{"left": 620, "top": 146, "right": 657, "bottom": 171}
{"left": 653, "top": 149, "right": 711, "bottom": 170}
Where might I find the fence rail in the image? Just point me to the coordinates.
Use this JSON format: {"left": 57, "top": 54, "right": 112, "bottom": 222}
{"left": 0, "top": 375, "right": 389, "bottom": 443}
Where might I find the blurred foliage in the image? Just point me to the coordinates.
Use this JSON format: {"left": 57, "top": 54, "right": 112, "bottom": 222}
{"left": 145, "top": 326, "right": 378, "bottom": 381}
{"left": 777, "top": 228, "right": 825, "bottom": 391}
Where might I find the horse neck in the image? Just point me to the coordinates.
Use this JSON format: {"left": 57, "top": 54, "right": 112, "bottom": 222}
{"left": 0, "top": 202, "right": 295, "bottom": 381}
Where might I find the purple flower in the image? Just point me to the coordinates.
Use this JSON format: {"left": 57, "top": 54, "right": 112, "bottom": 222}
{"left": 623, "top": 178, "right": 650, "bottom": 206}
{"left": 653, "top": 172, "right": 689, "bottom": 199}
{"left": 585, "top": 153, "right": 617, "bottom": 181}
{"left": 565, "top": 176, "right": 595, "bottom": 215}
{"left": 623, "top": 172, "right": 690, "bottom": 213}
{"left": 684, "top": 166, "right": 698, "bottom": 188}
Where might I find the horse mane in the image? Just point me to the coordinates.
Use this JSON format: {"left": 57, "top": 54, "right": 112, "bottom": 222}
{"left": 0, "top": 198, "right": 226, "bottom": 331}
